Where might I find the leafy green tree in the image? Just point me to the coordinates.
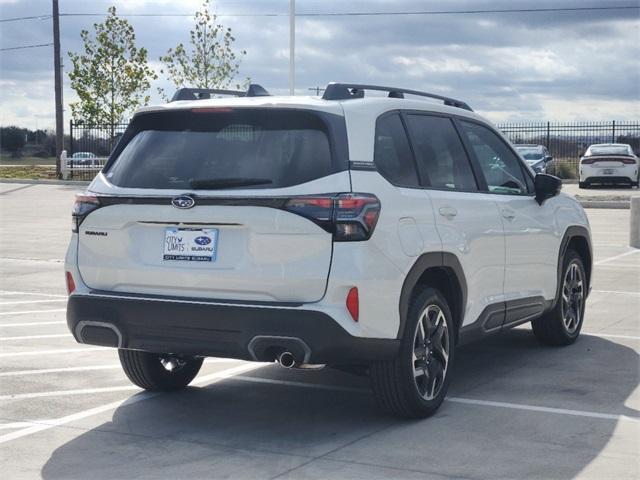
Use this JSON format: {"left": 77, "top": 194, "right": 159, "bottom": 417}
{"left": 68, "top": 6, "right": 157, "bottom": 125}
{"left": 159, "top": 0, "right": 247, "bottom": 98}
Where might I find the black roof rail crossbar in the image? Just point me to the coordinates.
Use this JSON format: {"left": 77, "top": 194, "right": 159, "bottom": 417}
{"left": 321, "top": 83, "right": 473, "bottom": 111}
{"left": 170, "top": 84, "right": 271, "bottom": 102}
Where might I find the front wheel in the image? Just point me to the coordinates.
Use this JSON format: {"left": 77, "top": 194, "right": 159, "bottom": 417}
{"left": 532, "top": 249, "right": 586, "bottom": 346}
{"left": 370, "top": 288, "right": 455, "bottom": 418}
{"left": 118, "top": 349, "right": 203, "bottom": 391}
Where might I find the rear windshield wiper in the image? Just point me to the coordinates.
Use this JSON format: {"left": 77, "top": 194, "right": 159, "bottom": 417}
{"left": 189, "top": 178, "right": 273, "bottom": 189}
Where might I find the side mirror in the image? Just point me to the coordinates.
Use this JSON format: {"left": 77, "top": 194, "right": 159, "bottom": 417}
{"left": 535, "top": 173, "right": 562, "bottom": 205}
{"left": 545, "top": 155, "right": 553, "bottom": 163}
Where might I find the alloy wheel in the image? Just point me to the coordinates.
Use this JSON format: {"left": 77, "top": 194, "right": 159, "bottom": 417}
{"left": 561, "top": 262, "right": 584, "bottom": 334}
{"left": 412, "top": 304, "right": 451, "bottom": 400}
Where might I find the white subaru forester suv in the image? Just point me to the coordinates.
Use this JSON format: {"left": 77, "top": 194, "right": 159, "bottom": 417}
{"left": 65, "top": 83, "right": 592, "bottom": 418}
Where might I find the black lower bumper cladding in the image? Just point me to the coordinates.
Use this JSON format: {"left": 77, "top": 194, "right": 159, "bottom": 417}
{"left": 67, "top": 293, "right": 399, "bottom": 365}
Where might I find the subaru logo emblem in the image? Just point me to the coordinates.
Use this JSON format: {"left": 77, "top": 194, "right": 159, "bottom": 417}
{"left": 172, "top": 195, "right": 195, "bottom": 209}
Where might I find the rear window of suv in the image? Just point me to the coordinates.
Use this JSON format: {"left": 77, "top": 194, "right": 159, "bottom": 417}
{"left": 104, "top": 108, "right": 348, "bottom": 189}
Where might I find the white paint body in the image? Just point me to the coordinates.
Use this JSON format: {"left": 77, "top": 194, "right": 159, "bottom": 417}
{"left": 66, "top": 95, "right": 591, "bottom": 340}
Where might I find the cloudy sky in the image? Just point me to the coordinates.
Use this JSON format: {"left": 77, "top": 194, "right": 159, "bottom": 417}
{"left": 1, "top": 0, "right": 639, "bottom": 130}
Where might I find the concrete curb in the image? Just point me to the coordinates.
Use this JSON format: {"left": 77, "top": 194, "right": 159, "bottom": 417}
{"left": 579, "top": 200, "right": 629, "bottom": 210}
{"left": 0, "top": 178, "right": 90, "bottom": 186}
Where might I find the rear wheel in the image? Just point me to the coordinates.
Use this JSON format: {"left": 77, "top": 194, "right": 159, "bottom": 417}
{"left": 370, "top": 288, "right": 455, "bottom": 418}
{"left": 118, "top": 349, "right": 203, "bottom": 391}
{"left": 578, "top": 181, "right": 588, "bottom": 189}
{"left": 532, "top": 249, "right": 586, "bottom": 346}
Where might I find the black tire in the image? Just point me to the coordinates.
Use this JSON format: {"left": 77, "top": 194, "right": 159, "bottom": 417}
{"left": 370, "top": 287, "right": 455, "bottom": 418}
{"left": 118, "top": 349, "right": 203, "bottom": 391}
{"left": 578, "top": 181, "right": 588, "bottom": 189}
{"left": 532, "top": 249, "right": 586, "bottom": 346}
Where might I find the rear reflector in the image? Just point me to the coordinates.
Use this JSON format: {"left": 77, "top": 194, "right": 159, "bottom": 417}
{"left": 346, "top": 287, "right": 359, "bottom": 322}
{"left": 65, "top": 271, "right": 76, "bottom": 295}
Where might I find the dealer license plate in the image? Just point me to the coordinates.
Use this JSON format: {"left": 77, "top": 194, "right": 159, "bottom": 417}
{"left": 163, "top": 228, "right": 218, "bottom": 262}
{"left": 602, "top": 168, "right": 615, "bottom": 175}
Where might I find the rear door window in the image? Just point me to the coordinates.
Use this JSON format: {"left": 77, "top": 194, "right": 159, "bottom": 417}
{"left": 406, "top": 114, "right": 478, "bottom": 191}
{"left": 373, "top": 113, "right": 419, "bottom": 187}
{"left": 105, "top": 109, "right": 347, "bottom": 189}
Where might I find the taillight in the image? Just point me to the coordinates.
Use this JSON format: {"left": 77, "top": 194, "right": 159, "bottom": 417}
{"left": 283, "top": 193, "right": 381, "bottom": 242}
{"left": 72, "top": 193, "right": 101, "bottom": 232}
{"left": 65, "top": 271, "right": 76, "bottom": 295}
{"left": 346, "top": 287, "right": 359, "bottom": 322}
{"left": 580, "top": 158, "right": 595, "bottom": 164}
{"left": 621, "top": 158, "right": 637, "bottom": 164}
{"left": 333, "top": 194, "right": 381, "bottom": 241}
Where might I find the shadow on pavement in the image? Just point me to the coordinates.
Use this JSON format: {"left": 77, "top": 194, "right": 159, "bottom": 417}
{"left": 42, "top": 329, "right": 638, "bottom": 479}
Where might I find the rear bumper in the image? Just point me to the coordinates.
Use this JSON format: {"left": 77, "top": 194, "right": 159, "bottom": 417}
{"left": 67, "top": 292, "right": 399, "bottom": 365}
{"left": 581, "top": 176, "right": 636, "bottom": 185}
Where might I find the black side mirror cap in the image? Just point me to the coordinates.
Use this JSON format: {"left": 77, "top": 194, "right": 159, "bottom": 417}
{"left": 535, "top": 173, "right": 562, "bottom": 205}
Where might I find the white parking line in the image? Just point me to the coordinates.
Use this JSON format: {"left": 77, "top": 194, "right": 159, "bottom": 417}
{"left": 445, "top": 397, "right": 639, "bottom": 423}
{"left": 0, "top": 347, "right": 107, "bottom": 358}
{"left": 594, "top": 249, "right": 639, "bottom": 265}
{"left": 0, "top": 291, "right": 67, "bottom": 298}
{"left": 591, "top": 290, "right": 640, "bottom": 296}
{"left": 0, "top": 363, "right": 261, "bottom": 444}
{"left": 0, "top": 358, "right": 236, "bottom": 377}
{"left": 0, "top": 321, "right": 66, "bottom": 327}
{"left": 0, "top": 365, "right": 121, "bottom": 377}
{"left": 233, "top": 377, "right": 638, "bottom": 423}
{"left": 0, "top": 334, "right": 72, "bottom": 341}
{"left": 0, "top": 386, "right": 138, "bottom": 401}
{"left": 0, "top": 421, "right": 52, "bottom": 430}
{"left": 0, "top": 299, "right": 66, "bottom": 306}
{"left": 584, "top": 332, "right": 640, "bottom": 341}
{"left": 0, "top": 309, "right": 66, "bottom": 316}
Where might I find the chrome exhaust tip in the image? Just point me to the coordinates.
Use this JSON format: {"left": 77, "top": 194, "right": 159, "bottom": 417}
{"left": 278, "top": 351, "right": 296, "bottom": 368}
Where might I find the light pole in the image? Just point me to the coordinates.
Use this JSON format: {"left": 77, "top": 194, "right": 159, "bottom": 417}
{"left": 289, "top": 0, "right": 295, "bottom": 95}
{"left": 52, "top": 0, "right": 64, "bottom": 177}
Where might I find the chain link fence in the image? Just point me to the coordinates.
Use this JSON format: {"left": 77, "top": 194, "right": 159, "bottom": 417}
{"left": 67, "top": 120, "right": 640, "bottom": 181}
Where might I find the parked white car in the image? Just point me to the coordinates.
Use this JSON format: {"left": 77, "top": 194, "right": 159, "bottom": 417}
{"left": 579, "top": 143, "right": 639, "bottom": 188}
{"left": 65, "top": 83, "right": 593, "bottom": 418}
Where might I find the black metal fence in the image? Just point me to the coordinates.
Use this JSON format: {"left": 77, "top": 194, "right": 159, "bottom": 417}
{"left": 67, "top": 121, "right": 128, "bottom": 180}
{"left": 496, "top": 121, "right": 640, "bottom": 177}
{"left": 68, "top": 120, "right": 640, "bottom": 180}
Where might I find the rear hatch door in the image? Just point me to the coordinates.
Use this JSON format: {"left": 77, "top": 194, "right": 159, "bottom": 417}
{"left": 77, "top": 107, "right": 350, "bottom": 303}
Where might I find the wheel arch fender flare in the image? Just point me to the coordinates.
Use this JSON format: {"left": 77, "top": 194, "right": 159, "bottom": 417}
{"left": 397, "top": 252, "right": 467, "bottom": 340}
{"left": 551, "top": 225, "right": 593, "bottom": 310}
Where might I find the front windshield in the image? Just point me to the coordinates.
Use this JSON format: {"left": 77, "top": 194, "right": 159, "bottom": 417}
{"left": 515, "top": 147, "right": 544, "bottom": 160}
{"left": 588, "top": 145, "right": 631, "bottom": 156}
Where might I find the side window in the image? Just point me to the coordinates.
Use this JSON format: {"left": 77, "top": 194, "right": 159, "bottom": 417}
{"left": 460, "top": 121, "right": 531, "bottom": 195}
{"left": 374, "top": 113, "right": 419, "bottom": 187}
{"left": 406, "top": 115, "right": 477, "bottom": 191}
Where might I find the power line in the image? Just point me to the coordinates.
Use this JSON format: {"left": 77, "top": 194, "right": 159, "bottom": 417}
{"left": 0, "top": 15, "right": 52, "bottom": 23}
{"left": 0, "top": 43, "right": 53, "bottom": 52}
{"left": 54, "top": 5, "right": 639, "bottom": 19}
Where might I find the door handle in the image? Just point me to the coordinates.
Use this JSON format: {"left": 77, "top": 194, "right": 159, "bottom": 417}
{"left": 502, "top": 209, "right": 516, "bottom": 221}
{"left": 439, "top": 206, "right": 458, "bottom": 219}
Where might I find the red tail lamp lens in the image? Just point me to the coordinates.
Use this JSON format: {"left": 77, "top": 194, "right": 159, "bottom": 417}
{"left": 66, "top": 271, "right": 76, "bottom": 295}
{"left": 346, "top": 287, "right": 359, "bottom": 322}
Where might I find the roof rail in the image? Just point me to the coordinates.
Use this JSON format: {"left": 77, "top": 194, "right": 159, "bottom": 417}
{"left": 170, "top": 84, "right": 271, "bottom": 102}
{"left": 321, "top": 82, "right": 473, "bottom": 111}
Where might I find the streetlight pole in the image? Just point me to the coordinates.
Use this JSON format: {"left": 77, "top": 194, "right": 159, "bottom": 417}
{"left": 52, "top": 0, "right": 64, "bottom": 177}
{"left": 289, "top": 0, "right": 295, "bottom": 95}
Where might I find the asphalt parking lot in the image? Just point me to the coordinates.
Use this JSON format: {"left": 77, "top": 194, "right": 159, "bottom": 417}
{"left": 0, "top": 182, "right": 638, "bottom": 480}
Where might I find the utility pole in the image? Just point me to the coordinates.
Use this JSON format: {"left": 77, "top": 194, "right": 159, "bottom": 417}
{"left": 289, "top": 0, "right": 295, "bottom": 95}
{"left": 52, "top": 0, "right": 64, "bottom": 177}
